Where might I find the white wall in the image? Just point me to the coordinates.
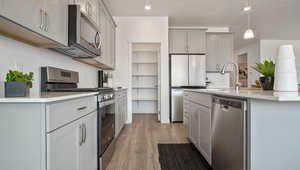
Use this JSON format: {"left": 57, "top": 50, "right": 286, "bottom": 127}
{"left": 260, "top": 40, "right": 300, "bottom": 83}
{"left": 0, "top": 36, "right": 98, "bottom": 96}
{"left": 113, "top": 17, "right": 169, "bottom": 124}
{"left": 235, "top": 41, "right": 261, "bottom": 86}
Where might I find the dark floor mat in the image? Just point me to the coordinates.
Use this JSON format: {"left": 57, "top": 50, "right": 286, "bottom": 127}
{"left": 158, "top": 143, "right": 212, "bottom": 170}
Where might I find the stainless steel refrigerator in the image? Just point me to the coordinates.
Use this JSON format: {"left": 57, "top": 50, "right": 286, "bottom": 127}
{"left": 170, "top": 55, "right": 206, "bottom": 122}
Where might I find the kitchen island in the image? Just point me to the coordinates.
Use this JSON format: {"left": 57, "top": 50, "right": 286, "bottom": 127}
{"left": 184, "top": 89, "right": 300, "bottom": 170}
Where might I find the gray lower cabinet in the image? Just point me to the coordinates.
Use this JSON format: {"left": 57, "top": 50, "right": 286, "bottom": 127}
{"left": 47, "top": 112, "right": 97, "bottom": 170}
{"left": 0, "top": 95, "right": 98, "bottom": 170}
{"left": 1, "top": 0, "right": 69, "bottom": 46}
{"left": 115, "top": 89, "right": 127, "bottom": 137}
{"left": 184, "top": 91, "right": 212, "bottom": 165}
{"left": 206, "top": 33, "right": 234, "bottom": 71}
{"left": 169, "top": 29, "right": 206, "bottom": 54}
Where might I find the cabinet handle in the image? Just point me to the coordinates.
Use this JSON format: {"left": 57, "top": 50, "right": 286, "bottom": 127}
{"left": 44, "top": 11, "right": 48, "bottom": 32}
{"left": 79, "top": 124, "right": 83, "bottom": 146}
{"left": 83, "top": 123, "right": 87, "bottom": 143}
{"left": 94, "top": 32, "right": 101, "bottom": 49}
{"left": 77, "top": 106, "right": 87, "bottom": 111}
{"left": 39, "top": 9, "right": 44, "bottom": 30}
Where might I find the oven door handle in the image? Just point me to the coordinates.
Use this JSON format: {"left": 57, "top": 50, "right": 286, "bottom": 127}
{"left": 99, "top": 99, "right": 115, "bottom": 108}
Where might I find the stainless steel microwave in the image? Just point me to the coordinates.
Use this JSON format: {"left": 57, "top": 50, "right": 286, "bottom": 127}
{"left": 53, "top": 5, "right": 101, "bottom": 58}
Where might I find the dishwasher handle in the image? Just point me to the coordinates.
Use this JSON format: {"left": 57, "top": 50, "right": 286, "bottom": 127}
{"left": 213, "top": 97, "right": 244, "bottom": 109}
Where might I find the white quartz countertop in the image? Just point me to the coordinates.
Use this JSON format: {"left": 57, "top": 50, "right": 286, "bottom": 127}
{"left": 184, "top": 89, "right": 300, "bottom": 101}
{"left": 0, "top": 92, "right": 98, "bottom": 103}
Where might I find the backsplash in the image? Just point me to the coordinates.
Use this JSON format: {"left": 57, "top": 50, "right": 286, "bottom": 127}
{"left": 206, "top": 72, "right": 230, "bottom": 88}
{"left": 0, "top": 36, "right": 99, "bottom": 96}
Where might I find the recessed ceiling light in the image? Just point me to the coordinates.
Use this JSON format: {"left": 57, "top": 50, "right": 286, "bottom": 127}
{"left": 144, "top": 4, "right": 152, "bottom": 10}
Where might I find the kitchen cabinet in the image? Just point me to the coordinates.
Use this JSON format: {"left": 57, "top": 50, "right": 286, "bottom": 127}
{"left": 43, "top": 0, "right": 69, "bottom": 45}
{"left": 47, "top": 117, "right": 81, "bottom": 170}
{"left": 1, "top": 0, "right": 68, "bottom": 45}
{"left": 184, "top": 91, "right": 212, "bottom": 164}
{"left": 188, "top": 30, "right": 206, "bottom": 53}
{"left": 0, "top": 95, "right": 98, "bottom": 170}
{"left": 79, "top": 112, "right": 98, "bottom": 170}
{"left": 197, "top": 103, "right": 211, "bottom": 163}
{"left": 1, "top": 0, "right": 45, "bottom": 34}
{"left": 169, "top": 29, "right": 206, "bottom": 54}
{"left": 189, "top": 102, "right": 200, "bottom": 147}
{"left": 169, "top": 29, "right": 187, "bottom": 53}
{"left": 206, "top": 33, "right": 234, "bottom": 71}
{"left": 48, "top": 103, "right": 97, "bottom": 170}
{"left": 78, "top": 0, "right": 99, "bottom": 25}
{"left": 96, "top": 0, "right": 116, "bottom": 69}
{"left": 115, "top": 89, "right": 127, "bottom": 137}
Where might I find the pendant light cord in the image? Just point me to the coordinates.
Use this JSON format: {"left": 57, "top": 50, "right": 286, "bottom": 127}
{"left": 247, "top": 13, "right": 250, "bottom": 29}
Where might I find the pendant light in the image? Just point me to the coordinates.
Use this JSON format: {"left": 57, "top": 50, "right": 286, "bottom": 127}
{"left": 243, "top": 0, "right": 255, "bottom": 39}
{"left": 244, "top": 14, "right": 255, "bottom": 39}
{"left": 144, "top": 0, "right": 152, "bottom": 10}
{"left": 243, "top": 0, "right": 252, "bottom": 12}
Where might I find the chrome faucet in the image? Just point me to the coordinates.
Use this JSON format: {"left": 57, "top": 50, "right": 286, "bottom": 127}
{"left": 220, "top": 63, "right": 242, "bottom": 91}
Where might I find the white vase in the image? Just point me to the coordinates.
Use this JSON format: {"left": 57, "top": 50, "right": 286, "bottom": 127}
{"left": 274, "top": 45, "right": 298, "bottom": 92}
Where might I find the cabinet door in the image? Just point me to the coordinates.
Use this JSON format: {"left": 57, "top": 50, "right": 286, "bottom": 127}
{"left": 105, "top": 18, "right": 111, "bottom": 67}
{"left": 2, "top": 0, "right": 44, "bottom": 34}
{"left": 47, "top": 119, "right": 81, "bottom": 170}
{"left": 198, "top": 105, "right": 211, "bottom": 164}
{"left": 115, "top": 98, "right": 120, "bottom": 137}
{"left": 86, "top": 0, "right": 99, "bottom": 25}
{"left": 193, "top": 107, "right": 200, "bottom": 148}
{"left": 110, "top": 24, "right": 116, "bottom": 69}
{"left": 189, "top": 102, "right": 199, "bottom": 146}
{"left": 187, "top": 30, "right": 206, "bottom": 53}
{"left": 169, "top": 29, "right": 188, "bottom": 53}
{"left": 44, "top": 0, "right": 68, "bottom": 45}
{"left": 99, "top": 5, "right": 107, "bottom": 63}
{"left": 79, "top": 112, "right": 98, "bottom": 170}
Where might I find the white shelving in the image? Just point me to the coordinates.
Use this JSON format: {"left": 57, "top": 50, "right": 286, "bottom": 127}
{"left": 132, "top": 43, "right": 160, "bottom": 114}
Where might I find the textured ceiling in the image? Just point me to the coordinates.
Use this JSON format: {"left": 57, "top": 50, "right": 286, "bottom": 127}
{"left": 105, "top": 0, "right": 300, "bottom": 49}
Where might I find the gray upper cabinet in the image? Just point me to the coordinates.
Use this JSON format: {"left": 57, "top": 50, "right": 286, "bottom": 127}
{"left": 79, "top": 0, "right": 99, "bottom": 26}
{"left": 95, "top": 0, "right": 116, "bottom": 70}
{"left": 1, "top": 0, "right": 68, "bottom": 45}
{"left": 1, "top": 0, "right": 45, "bottom": 34}
{"left": 206, "top": 33, "right": 234, "bottom": 71}
{"left": 169, "top": 29, "right": 206, "bottom": 54}
{"left": 43, "top": 0, "right": 69, "bottom": 46}
{"left": 188, "top": 30, "right": 206, "bottom": 53}
{"left": 169, "top": 29, "right": 188, "bottom": 53}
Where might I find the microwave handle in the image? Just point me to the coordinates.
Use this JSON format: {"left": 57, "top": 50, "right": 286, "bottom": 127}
{"left": 95, "top": 32, "right": 101, "bottom": 49}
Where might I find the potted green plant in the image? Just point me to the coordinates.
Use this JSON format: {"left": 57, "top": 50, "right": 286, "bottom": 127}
{"left": 5, "top": 70, "right": 34, "bottom": 97}
{"left": 253, "top": 60, "right": 275, "bottom": 90}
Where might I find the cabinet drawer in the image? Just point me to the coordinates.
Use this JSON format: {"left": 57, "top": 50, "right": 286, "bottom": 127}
{"left": 46, "top": 96, "right": 97, "bottom": 132}
{"left": 185, "top": 92, "right": 211, "bottom": 107}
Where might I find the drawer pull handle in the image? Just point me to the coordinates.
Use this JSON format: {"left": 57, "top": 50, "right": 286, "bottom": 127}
{"left": 77, "top": 106, "right": 87, "bottom": 111}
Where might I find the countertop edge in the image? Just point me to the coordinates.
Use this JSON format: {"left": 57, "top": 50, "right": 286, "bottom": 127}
{"left": 184, "top": 89, "right": 300, "bottom": 102}
{"left": 0, "top": 92, "right": 99, "bottom": 103}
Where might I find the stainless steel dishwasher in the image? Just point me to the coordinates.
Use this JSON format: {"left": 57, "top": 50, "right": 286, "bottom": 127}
{"left": 212, "top": 96, "right": 248, "bottom": 170}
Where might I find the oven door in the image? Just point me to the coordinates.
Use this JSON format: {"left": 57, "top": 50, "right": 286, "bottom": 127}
{"left": 98, "top": 99, "right": 115, "bottom": 157}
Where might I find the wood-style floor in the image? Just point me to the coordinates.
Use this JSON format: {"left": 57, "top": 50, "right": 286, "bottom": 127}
{"left": 106, "top": 114, "right": 189, "bottom": 170}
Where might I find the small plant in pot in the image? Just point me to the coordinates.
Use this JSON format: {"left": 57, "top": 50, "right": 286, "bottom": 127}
{"left": 253, "top": 60, "right": 275, "bottom": 90}
{"left": 5, "top": 70, "right": 34, "bottom": 97}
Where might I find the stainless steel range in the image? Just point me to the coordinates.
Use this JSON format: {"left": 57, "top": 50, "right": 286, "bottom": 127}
{"left": 41, "top": 66, "right": 115, "bottom": 170}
